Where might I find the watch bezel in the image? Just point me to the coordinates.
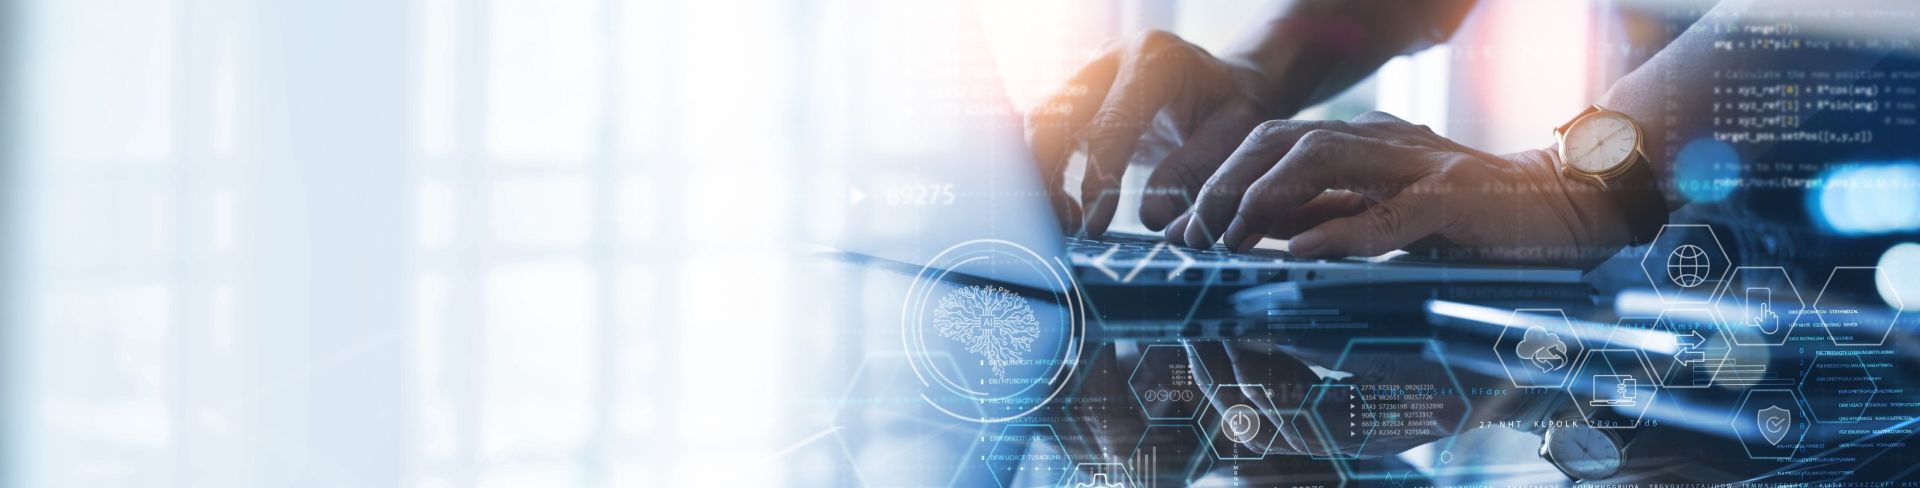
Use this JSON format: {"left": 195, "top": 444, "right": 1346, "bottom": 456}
{"left": 1541, "top": 423, "right": 1627, "bottom": 481}
{"left": 1555, "top": 106, "right": 1645, "bottom": 186}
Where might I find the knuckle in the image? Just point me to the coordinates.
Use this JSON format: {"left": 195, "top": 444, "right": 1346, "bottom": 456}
{"left": 1137, "top": 42, "right": 1194, "bottom": 73}
{"left": 1239, "top": 179, "right": 1278, "bottom": 209}
{"left": 1089, "top": 108, "right": 1128, "bottom": 129}
{"left": 1132, "top": 29, "right": 1179, "bottom": 50}
{"left": 1023, "top": 109, "right": 1050, "bottom": 127}
{"left": 1369, "top": 202, "right": 1407, "bottom": 237}
{"left": 1296, "top": 129, "right": 1341, "bottom": 153}
{"left": 1249, "top": 119, "right": 1296, "bottom": 143}
{"left": 1085, "top": 112, "right": 1137, "bottom": 145}
{"left": 1194, "top": 181, "right": 1222, "bottom": 201}
{"left": 1352, "top": 110, "right": 1402, "bottom": 124}
{"left": 1159, "top": 158, "right": 1206, "bottom": 191}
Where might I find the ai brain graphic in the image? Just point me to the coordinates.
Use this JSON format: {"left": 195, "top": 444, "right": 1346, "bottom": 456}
{"left": 932, "top": 285, "right": 1042, "bottom": 379}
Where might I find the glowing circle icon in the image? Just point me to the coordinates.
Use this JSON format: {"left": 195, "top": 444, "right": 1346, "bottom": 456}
{"left": 1222, "top": 404, "right": 1261, "bottom": 444}
{"left": 902, "top": 239, "right": 1085, "bottom": 423}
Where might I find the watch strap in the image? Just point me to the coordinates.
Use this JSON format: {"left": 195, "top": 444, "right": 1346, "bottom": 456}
{"left": 1609, "top": 155, "right": 1668, "bottom": 246}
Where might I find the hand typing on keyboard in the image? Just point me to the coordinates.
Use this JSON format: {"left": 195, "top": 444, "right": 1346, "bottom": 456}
{"left": 1160, "top": 111, "right": 1633, "bottom": 269}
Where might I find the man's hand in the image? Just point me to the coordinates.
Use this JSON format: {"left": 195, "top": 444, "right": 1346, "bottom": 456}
{"left": 1025, "top": 29, "right": 1280, "bottom": 237}
{"left": 1163, "top": 111, "right": 1634, "bottom": 269}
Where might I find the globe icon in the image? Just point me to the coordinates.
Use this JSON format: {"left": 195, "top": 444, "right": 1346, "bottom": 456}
{"left": 1666, "top": 244, "right": 1711, "bottom": 287}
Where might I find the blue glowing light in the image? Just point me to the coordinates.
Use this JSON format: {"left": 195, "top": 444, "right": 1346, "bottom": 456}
{"left": 1671, "top": 139, "right": 1741, "bottom": 203}
{"left": 1811, "top": 162, "right": 1920, "bottom": 235}
{"left": 1879, "top": 243, "right": 1920, "bottom": 311}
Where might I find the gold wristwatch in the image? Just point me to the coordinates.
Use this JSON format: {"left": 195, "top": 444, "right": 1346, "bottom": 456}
{"left": 1552, "top": 105, "right": 1668, "bottom": 245}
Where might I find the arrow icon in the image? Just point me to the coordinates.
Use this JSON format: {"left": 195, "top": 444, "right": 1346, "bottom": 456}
{"left": 1161, "top": 243, "right": 1195, "bottom": 280}
{"left": 1089, "top": 245, "right": 1124, "bottom": 281}
{"left": 1675, "top": 330, "right": 1708, "bottom": 365}
{"left": 1089, "top": 242, "right": 1198, "bottom": 283}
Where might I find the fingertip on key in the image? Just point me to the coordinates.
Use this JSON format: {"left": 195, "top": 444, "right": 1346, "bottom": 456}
{"left": 1288, "top": 229, "right": 1325, "bottom": 256}
{"left": 1138, "top": 192, "right": 1185, "bottom": 231}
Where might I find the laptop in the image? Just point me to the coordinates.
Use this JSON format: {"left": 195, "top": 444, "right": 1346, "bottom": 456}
{"left": 824, "top": 2, "right": 1580, "bottom": 310}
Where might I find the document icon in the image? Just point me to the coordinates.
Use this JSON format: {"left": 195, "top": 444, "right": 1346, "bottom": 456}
{"left": 1589, "top": 375, "right": 1638, "bottom": 407}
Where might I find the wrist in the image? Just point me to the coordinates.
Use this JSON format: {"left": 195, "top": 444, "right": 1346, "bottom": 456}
{"left": 1225, "top": 15, "right": 1357, "bottom": 119}
{"left": 1518, "top": 147, "right": 1638, "bottom": 265}
{"left": 1220, "top": 52, "right": 1302, "bottom": 119}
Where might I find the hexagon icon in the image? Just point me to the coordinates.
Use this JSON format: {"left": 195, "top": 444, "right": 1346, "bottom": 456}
{"left": 1128, "top": 425, "right": 1211, "bottom": 486}
{"left": 1710, "top": 266, "right": 1806, "bottom": 346}
{"left": 1806, "top": 266, "right": 1903, "bottom": 347}
{"left": 1565, "top": 349, "right": 1660, "bottom": 429}
{"left": 1321, "top": 338, "right": 1474, "bottom": 467}
{"left": 1198, "top": 384, "right": 1283, "bottom": 461}
{"left": 1127, "top": 343, "right": 1214, "bottom": 420}
{"left": 1290, "top": 383, "right": 1377, "bottom": 460}
{"left": 982, "top": 424, "right": 1072, "bottom": 488}
{"left": 1797, "top": 352, "right": 1878, "bottom": 424}
{"left": 1494, "top": 309, "right": 1585, "bottom": 388}
{"left": 1645, "top": 309, "right": 1729, "bottom": 388}
{"left": 1640, "top": 224, "right": 1733, "bottom": 304}
{"left": 1730, "top": 389, "right": 1807, "bottom": 460}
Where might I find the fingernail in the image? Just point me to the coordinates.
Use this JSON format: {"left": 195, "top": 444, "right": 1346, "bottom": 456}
{"left": 1290, "top": 231, "right": 1324, "bottom": 255}
{"left": 1163, "top": 212, "right": 1192, "bottom": 242}
{"left": 1234, "top": 234, "right": 1265, "bottom": 253}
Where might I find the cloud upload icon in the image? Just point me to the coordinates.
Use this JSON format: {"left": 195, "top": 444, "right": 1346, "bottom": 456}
{"left": 1516, "top": 326, "right": 1569, "bottom": 373}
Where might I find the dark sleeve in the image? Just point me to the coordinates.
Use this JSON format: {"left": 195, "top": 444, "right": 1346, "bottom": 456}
{"left": 1399, "top": 0, "right": 1477, "bottom": 53}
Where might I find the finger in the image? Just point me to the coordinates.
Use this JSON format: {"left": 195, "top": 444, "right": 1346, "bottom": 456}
{"left": 1161, "top": 210, "right": 1194, "bottom": 243}
{"left": 1218, "top": 342, "right": 1324, "bottom": 455}
{"left": 1352, "top": 109, "right": 1478, "bottom": 154}
{"left": 1217, "top": 130, "right": 1412, "bottom": 252}
{"left": 1027, "top": 49, "right": 1120, "bottom": 176}
{"left": 1047, "top": 187, "right": 1084, "bottom": 235}
{"left": 1026, "top": 49, "right": 1120, "bottom": 227}
{"left": 1177, "top": 119, "right": 1342, "bottom": 248}
{"left": 1138, "top": 101, "right": 1265, "bottom": 230}
{"left": 1287, "top": 175, "right": 1451, "bottom": 258}
{"left": 1190, "top": 341, "right": 1241, "bottom": 410}
{"left": 1349, "top": 110, "right": 1408, "bottom": 125}
{"left": 1264, "top": 190, "right": 1372, "bottom": 240}
{"left": 1080, "top": 32, "right": 1194, "bottom": 236}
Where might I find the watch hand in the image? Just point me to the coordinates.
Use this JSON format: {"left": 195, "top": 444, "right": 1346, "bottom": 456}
{"left": 1572, "top": 140, "right": 1601, "bottom": 161}
{"left": 1600, "top": 125, "right": 1629, "bottom": 141}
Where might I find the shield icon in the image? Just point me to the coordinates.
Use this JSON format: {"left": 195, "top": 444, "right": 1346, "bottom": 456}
{"left": 1757, "top": 405, "right": 1791, "bottom": 446}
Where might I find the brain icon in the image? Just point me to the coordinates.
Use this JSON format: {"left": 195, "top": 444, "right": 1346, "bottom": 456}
{"left": 932, "top": 285, "right": 1043, "bottom": 379}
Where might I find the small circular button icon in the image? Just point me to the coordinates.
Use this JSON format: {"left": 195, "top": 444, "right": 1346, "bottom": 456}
{"left": 1222, "top": 404, "right": 1260, "bottom": 444}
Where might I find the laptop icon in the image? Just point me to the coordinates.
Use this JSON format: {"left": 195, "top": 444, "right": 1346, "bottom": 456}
{"left": 1590, "top": 375, "right": 1639, "bottom": 407}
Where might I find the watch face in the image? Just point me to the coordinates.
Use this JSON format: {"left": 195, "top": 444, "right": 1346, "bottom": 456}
{"left": 1546, "top": 425, "right": 1624, "bottom": 480}
{"left": 1562, "top": 111, "right": 1639, "bottom": 175}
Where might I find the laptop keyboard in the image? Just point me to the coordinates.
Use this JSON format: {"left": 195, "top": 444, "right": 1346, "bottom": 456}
{"left": 1063, "top": 234, "right": 1300, "bottom": 264}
